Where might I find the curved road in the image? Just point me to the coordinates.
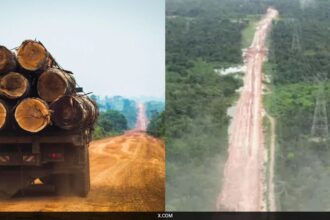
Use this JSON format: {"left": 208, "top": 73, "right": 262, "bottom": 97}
{"left": 0, "top": 132, "right": 165, "bottom": 211}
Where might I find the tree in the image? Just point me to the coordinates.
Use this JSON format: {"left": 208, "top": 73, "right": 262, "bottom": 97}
{"left": 147, "top": 111, "right": 165, "bottom": 137}
{"left": 93, "top": 110, "right": 128, "bottom": 139}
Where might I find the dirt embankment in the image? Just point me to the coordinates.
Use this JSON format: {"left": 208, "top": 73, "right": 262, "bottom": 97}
{"left": 0, "top": 132, "right": 165, "bottom": 211}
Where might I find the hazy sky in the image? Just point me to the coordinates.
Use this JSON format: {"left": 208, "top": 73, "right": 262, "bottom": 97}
{"left": 0, "top": 0, "right": 165, "bottom": 100}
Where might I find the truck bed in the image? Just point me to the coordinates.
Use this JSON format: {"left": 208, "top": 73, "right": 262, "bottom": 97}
{"left": 0, "top": 128, "right": 92, "bottom": 167}
{"left": 0, "top": 128, "right": 91, "bottom": 146}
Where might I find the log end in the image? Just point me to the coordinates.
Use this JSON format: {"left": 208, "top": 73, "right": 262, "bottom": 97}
{"left": 0, "top": 72, "right": 29, "bottom": 99}
{"left": 50, "top": 96, "right": 83, "bottom": 130}
{"left": 38, "top": 68, "right": 68, "bottom": 102}
{"left": 0, "top": 46, "right": 16, "bottom": 74}
{"left": 50, "top": 96, "right": 98, "bottom": 130}
{"left": 17, "top": 41, "right": 48, "bottom": 71}
{"left": 0, "top": 101, "right": 8, "bottom": 129}
{"left": 15, "top": 98, "right": 50, "bottom": 133}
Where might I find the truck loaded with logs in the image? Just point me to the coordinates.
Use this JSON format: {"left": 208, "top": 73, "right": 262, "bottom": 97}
{"left": 0, "top": 40, "right": 98, "bottom": 197}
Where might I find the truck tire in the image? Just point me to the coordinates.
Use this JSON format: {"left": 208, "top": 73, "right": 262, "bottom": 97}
{"left": 54, "top": 174, "right": 71, "bottom": 195}
{"left": 72, "top": 149, "right": 90, "bottom": 197}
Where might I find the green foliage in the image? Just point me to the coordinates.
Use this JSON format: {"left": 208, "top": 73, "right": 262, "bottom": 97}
{"left": 265, "top": 1, "right": 330, "bottom": 210}
{"left": 147, "top": 111, "right": 165, "bottom": 138}
{"left": 166, "top": 54, "right": 240, "bottom": 211}
{"left": 166, "top": 60, "right": 240, "bottom": 140}
{"left": 90, "top": 95, "right": 137, "bottom": 129}
{"left": 270, "top": 19, "right": 330, "bottom": 85}
{"left": 166, "top": 0, "right": 268, "bottom": 18}
{"left": 121, "top": 99, "right": 138, "bottom": 129}
{"left": 93, "top": 110, "right": 128, "bottom": 140}
{"left": 264, "top": 82, "right": 330, "bottom": 210}
{"left": 145, "top": 101, "right": 165, "bottom": 119}
{"left": 166, "top": 1, "right": 245, "bottom": 209}
{"left": 92, "top": 126, "right": 107, "bottom": 140}
{"left": 241, "top": 15, "right": 260, "bottom": 48}
{"left": 166, "top": 16, "right": 245, "bottom": 69}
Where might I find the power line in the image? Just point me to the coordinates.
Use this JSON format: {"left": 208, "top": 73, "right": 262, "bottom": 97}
{"left": 290, "top": 19, "right": 302, "bottom": 52}
{"left": 311, "top": 72, "right": 329, "bottom": 139}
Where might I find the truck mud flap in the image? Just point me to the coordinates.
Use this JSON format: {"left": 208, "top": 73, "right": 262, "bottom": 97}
{"left": 0, "top": 171, "right": 33, "bottom": 199}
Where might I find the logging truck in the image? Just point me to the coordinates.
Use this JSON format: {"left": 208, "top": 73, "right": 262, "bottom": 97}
{"left": 0, "top": 126, "right": 92, "bottom": 197}
{"left": 0, "top": 40, "right": 98, "bottom": 197}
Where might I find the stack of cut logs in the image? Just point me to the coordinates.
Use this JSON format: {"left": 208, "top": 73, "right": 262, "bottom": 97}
{"left": 0, "top": 40, "right": 97, "bottom": 133}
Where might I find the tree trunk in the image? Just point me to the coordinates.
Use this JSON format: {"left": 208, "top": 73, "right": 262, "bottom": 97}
{"left": 16, "top": 40, "right": 50, "bottom": 71}
{"left": 0, "top": 100, "right": 9, "bottom": 130}
{"left": 37, "top": 68, "right": 76, "bottom": 102}
{"left": 14, "top": 98, "right": 50, "bottom": 133}
{"left": 50, "top": 95, "right": 97, "bottom": 130}
{"left": 0, "top": 72, "right": 29, "bottom": 99}
{"left": 0, "top": 46, "right": 16, "bottom": 74}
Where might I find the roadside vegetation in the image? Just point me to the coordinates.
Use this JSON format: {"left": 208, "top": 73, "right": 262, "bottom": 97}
{"left": 90, "top": 95, "right": 138, "bottom": 128}
{"left": 265, "top": 0, "right": 330, "bottom": 211}
{"left": 93, "top": 110, "right": 128, "bottom": 140}
{"left": 147, "top": 111, "right": 165, "bottom": 138}
{"left": 241, "top": 15, "right": 260, "bottom": 48}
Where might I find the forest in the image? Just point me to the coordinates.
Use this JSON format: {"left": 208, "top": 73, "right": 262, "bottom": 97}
{"left": 166, "top": 0, "right": 330, "bottom": 211}
{"left": 264, "top": 0, "right": 330, "bottom": 211}
{"left": 147, "top": 111, "right": 165, "bottom": 138}
{"left": 165, "top": 0, "right": 263, "bottom": 210}
{"left": 92, "top": 110, "right": 128, "bottom": 139}
{"left": 146, "top": 101, "right": 166, "bottom": 137}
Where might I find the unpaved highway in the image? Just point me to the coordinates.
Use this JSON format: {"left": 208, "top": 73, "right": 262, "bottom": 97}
{"left": 0, "top": 132, "right": 165, "bottom": 211}
{"left": 134, "top": 103, "right": 148, "bottom": 132}
{"left": 217, "top": 8, "right": 278, "bottom": 211}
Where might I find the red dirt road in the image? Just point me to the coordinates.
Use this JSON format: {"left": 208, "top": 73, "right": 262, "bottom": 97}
{"left": 134, "top": 103, "right": 148, "bottom": 131}
{"left": 217, "top": 8, "right": 278, "bottom": 211}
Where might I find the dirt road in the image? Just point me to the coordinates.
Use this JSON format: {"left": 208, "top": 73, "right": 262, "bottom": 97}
{"left": 217, "top": 8, "right": 278, "bottom": 211}
{"left": 0, "top": 132, "right": 165, "bottom": 211}
{"left": 134, "top": 103, "right": 148, "bottom": 131}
